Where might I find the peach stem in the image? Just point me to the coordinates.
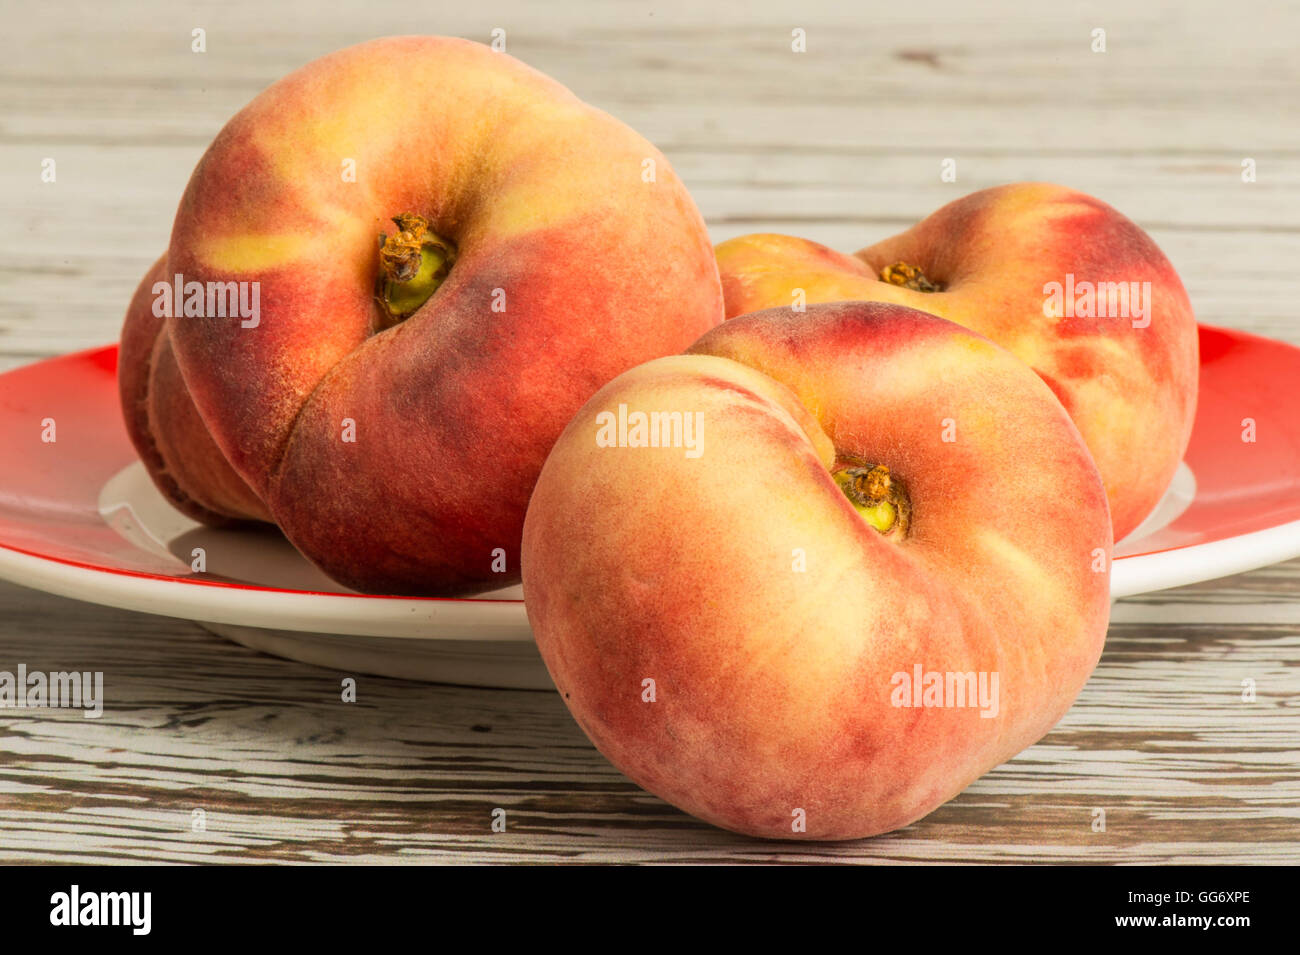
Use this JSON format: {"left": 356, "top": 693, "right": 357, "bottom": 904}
{"left": 375, "top": 213, "right": 457, "bottom": 327}
{"left": 832, "top": 463, "right": 912, "bottom": 538}
{"left": 880, "top": 261, "right": 942, "bottom": 293}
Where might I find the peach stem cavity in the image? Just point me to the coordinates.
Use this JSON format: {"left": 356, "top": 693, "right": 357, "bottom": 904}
{"left": 880, "top": 261, "right": 942, "bottom": 293}
{"left": 832, "top": 463, "right": 911, "bottom": 539}
{"left": 375, "top": 213, "right": 457, "bottom": 327}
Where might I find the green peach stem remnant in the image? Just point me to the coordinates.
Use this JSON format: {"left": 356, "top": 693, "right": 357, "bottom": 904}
{"left": 880, "top": 261, "right": 942, "bottom": 293}
{"left": 833, "top": 463, "right": 912, "bottom": 539}
{"left": 375, "top": 213, "right": 457, "bottom": 328}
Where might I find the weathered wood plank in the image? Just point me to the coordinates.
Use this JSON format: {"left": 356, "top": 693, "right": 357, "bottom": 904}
{"left": 1, "top": 573, "right": 1297, "bottom": 864}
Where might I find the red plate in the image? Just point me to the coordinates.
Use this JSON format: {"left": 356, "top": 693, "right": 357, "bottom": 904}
{"left": 1, "top": 325, "right": 1299, "bottom": 634}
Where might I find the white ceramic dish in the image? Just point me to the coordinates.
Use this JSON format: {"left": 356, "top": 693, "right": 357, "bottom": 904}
{"left": 3, "top": 328, "right": 1300, "bottom": 687}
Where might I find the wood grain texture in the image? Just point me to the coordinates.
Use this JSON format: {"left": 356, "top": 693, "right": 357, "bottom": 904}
{"left": 1, "top": 0, "right": 1298, "bottom": 863}
{"left": 2, "top": 575, "right": 1297, "bottom": 864}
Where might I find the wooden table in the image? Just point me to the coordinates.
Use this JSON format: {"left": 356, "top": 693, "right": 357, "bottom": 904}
{"left": 1, "top": 0, "right": 1297, "bottom": 863}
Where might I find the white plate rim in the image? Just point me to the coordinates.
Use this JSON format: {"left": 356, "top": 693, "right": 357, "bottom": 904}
{"left": 0, "top": 543, "right": 533, "bottom": 641}
{"left": 5, "top": 507, "right": 1300, "bottom": 638}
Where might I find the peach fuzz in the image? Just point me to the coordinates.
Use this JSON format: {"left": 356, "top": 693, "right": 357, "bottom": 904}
{"left": 521, "top": 302, "right": 1112, "bottom": 840}
{"left": 119, "top": 36, "right": 723, "bottom": 595}
{"left": 714, "top": 183, "right": 1198, "bottom": 540}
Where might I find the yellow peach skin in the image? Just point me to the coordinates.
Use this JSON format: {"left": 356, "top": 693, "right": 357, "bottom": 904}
{"left": 521, "top": 302, "right": 1113, "bottom": 840}
{"left": 714, "top": 183, "right": 1198, "bottom": 541}
{"left": 119, "top": 36, "right": 723, "bottom": 595}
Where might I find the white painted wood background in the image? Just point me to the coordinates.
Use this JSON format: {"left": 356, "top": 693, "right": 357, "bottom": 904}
{"left": 1, "top": 0, "right": 1297, "bottom": 862}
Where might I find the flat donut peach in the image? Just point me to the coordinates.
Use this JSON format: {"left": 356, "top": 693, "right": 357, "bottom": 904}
{"left": 522, "top": 302, "right": 1112, "bottom": 840}
{"left": 119, "top": 36, "right": 723, "bottom": 595}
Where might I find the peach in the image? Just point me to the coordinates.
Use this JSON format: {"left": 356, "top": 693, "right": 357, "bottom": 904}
{"left": 714, "top": 183, "right": 1198, "bottom": 540}
{"left": 521, "top": 302, "right": 1112, "bottom": 840}
{"left": 119, "top": 36, "right": 723, "bottom": 595}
